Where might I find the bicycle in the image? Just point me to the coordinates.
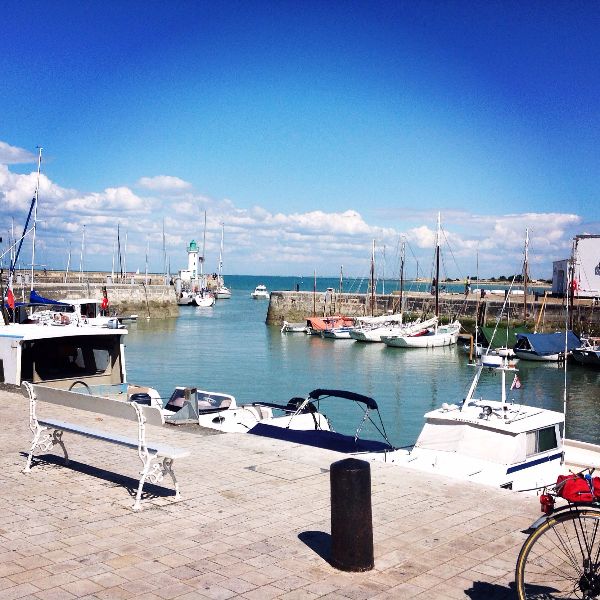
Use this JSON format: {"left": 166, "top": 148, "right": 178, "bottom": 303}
{"left": 516, "top": 468, "right": 600, "bottom": 599}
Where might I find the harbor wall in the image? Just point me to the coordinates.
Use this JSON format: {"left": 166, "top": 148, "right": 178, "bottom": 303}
{"left": 11, "top": 281, "right": 179, "bottom": 318}
{"left": 266, "top": 290, "right": 600, "bottom": 335}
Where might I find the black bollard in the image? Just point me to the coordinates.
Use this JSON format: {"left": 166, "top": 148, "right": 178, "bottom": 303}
{"left": 330, "top": 457, "right": 374, "bottom": 571}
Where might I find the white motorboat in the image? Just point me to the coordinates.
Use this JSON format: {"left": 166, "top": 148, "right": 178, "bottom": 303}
{"left": 177, "top": 290, "right": 194, "bottom": 305}
{"left": 322, "top": 327, "right": 354, "bottom": 339}
{"left": 382, "top": 319, "right": 461, "bottom": 348}
{"left": 163, "top": 387, "right": 331, "bottom": 433}
{"left": 281, "top": 321, "right": 308, "bottom": 333}
{"left": 251, "top": 284, "right": 270, "bottom": 299}
{"left": 215, "top": 285, "right": 232, "bottom": 300}
{"left": 249, "top": 362, "right": 569, "bottom": 492}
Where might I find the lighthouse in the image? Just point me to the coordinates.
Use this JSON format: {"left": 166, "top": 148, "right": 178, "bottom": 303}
{"left": 179, "top": 240, "right": 200, "bottom": 283}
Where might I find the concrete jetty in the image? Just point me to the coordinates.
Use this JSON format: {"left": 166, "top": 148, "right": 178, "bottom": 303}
{"left": 1, "top": 386, "right": 534, "bottom": 598}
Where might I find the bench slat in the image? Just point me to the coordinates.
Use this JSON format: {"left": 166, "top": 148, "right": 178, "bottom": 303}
{"left": 31, "top": 384, "right": 165, "bottom": 427}
{"left": 39, "top": 418, "right": 190, "bottom": 459}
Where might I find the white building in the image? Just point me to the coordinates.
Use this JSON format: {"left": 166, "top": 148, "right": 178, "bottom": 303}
{"left": 552, "top": 235, "right": 600, "bottom": 298}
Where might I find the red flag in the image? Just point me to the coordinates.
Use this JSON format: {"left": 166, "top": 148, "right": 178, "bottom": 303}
{"left": 510, "top": 374, "right": 522, "bottom": 390}
{"left": 6, "top": 288, "right": 15, "bottom": 309}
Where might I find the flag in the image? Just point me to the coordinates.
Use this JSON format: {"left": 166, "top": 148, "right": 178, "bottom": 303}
{"left": 6, "top": 288, "right": 15, "bottom": 309}
{"left": 510, "top": 374, "right": 522, "bottom": 390}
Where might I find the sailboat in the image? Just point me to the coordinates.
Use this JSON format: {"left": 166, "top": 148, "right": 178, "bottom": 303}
{"left": 193, "top": 211, "right": 215, "bottom": 308}
{"left": 381, "top": 213, "right": 461, "bottom": 348}
{"left": 214, "top": 223, "right": 232, "bottom": 299}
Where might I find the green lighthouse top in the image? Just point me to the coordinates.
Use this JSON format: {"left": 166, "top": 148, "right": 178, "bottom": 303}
{"left": 187, "top": 240, "right": 198, "bottom": 252}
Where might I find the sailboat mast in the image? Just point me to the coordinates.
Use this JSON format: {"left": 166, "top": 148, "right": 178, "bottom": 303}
{"left": 30, "top": 147, "right": 43, "bottom": 291}
{"left": 370, "top": 239, "right": 375, "bottom": 317}
{"left": 162, "top": 218, "right": 167, "bottom": 283}
{"left": 218, "top": 222, "right": 224, "bottom": 278}
{"left": 65, "top": 242, "right": 71, "bottom": 283}
{"left": 339, "top": 265, "right": 343, "bottom": 293}
{"left": 435, "top": 212, "right": 440, "bottom": 318}
{"left": 523, "top": 228, "right": 529, "bottom": 321}
{"left": 145, "top": 240, "right": 149, "bottom": 285}
{"left": 200, "top": 211, "right": 206, "bottom": 280}
{"left": 79, "top": 225, "right": 85, "bottom": 283}
{"left": 399, "top": 238, "right": 405, "bottom": 312}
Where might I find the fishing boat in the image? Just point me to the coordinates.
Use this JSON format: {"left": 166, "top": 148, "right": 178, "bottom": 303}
{"left": 513, "top": 331, "right": 580, "bottom": 361}
{"left": 251, "top": 284, "right": 269, "bottom": 299}
{"left": 572, "top": 338, "right": 600, "bottom": 368}
{"left": 305, "top": 316, "right": 353, "bottom": 335}
{"left": 163, "top": 387, "right": 331, "bottom": 433}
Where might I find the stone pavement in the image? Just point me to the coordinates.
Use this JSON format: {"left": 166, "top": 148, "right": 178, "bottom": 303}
{"left": 0, "top": 388, "right": 536, "bottom": 599}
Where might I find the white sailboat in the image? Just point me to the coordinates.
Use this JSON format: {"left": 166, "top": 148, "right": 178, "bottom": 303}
{"left": 381, "top": 213, "right": 461, "bottom": 348}
{"left": 193, "top": 211, "right": 215, "bottom": 307}
{"left": 214, "top": 222, "right": 232, "bottom": 299}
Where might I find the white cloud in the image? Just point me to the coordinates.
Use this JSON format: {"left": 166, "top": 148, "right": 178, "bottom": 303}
{"left": 0, "top": 142, "right": 37, "bottom": 165}
{"left": 137, "top": 175, "right": 192, "bottom": 192}
{"left": 61, "top": 187, "right": 151, "bottom": 214}
{"left": 0, "top": 149, "right": 593, "bottom": 277}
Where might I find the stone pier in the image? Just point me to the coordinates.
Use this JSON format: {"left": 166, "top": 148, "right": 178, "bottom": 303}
{"left": 266, "top": 290, "right": 600, "bottom": 335}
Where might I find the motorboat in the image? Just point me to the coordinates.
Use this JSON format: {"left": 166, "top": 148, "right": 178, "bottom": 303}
{"left": 382, "top": 319, "right": 461, "bottom": 348}
{"left": 215, "top": 285, "right": 232, "bottom": 300}
{"left": 513, "top": 331, "right": 580, "bottom": 361}
{"left": 177, "top": 290, "right": 194, "bottom": 305}
{"left": 27, "top": 290, "right": 125, "bottom": 328}
{"left": 0, "top": 320, "right": 129, "bottom": 388}
{"left": 248, "top": 362, "right": 569, "bottom": 492}
{"left": 571, "top": 337, "right": 600, "bottom": 368}
{"left": 162, "top": 386, "right": 331, "bottom": 433}
{"left": 322, "top": 327, "right": 354, "bottom": 339}
{"left": 281, "top": 321, "right": 308, "bottom": 333}
{"left": 251, "top": 284, "right": 270, "bottom": 299}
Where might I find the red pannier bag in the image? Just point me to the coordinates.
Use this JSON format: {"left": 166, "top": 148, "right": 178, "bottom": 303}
{"left": 557, "top": 474, "right": 600, "bottom": 503}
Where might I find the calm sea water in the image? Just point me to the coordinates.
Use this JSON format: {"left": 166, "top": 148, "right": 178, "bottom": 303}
{"left": 124, "top": 275, "right": 600, "bottom": 446}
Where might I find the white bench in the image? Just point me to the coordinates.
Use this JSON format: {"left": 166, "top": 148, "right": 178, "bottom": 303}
{"left": 22, "top": 382, "right": 190, "bottom": 511}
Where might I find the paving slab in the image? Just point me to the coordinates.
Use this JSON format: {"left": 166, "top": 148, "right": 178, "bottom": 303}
{"left": 0, "top": 387, "right": 537, "bottom": 598}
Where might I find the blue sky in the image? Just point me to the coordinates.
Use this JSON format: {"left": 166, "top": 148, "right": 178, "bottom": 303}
{"left": 1, "top": 1, "right": 598, "bottom": 279}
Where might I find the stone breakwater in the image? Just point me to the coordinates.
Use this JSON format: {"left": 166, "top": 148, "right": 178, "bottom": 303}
{"left": 266, "top": 290, "right": 600, "bottom": 334}
{"left": 11, "top": 282, "right": 179, "bottom": 318}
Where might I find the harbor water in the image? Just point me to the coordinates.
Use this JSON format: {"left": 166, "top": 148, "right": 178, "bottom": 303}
{"left": 125, "top": 275, "right": 600, "bottom": 447}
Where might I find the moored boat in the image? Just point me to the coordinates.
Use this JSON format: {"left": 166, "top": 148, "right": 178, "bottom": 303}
{"left": 251, "top": 284, "right": 270, "bottom": 299}
{"left": 571, "top": 338, "right": 600, "bottom": 368}
{"left": 513, "top": 331, "right": 580, "bottom": 361}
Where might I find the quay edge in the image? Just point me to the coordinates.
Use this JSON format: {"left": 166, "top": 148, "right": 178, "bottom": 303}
{"left": 266, "top": 290, "right": 600, "bottom": 336}
{"left": 9, "top": 281, "right": 179, "bottom": 319}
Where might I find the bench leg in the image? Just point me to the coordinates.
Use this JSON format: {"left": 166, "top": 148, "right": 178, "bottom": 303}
{"left": 133, "top": 456, "right": 181, "bottom": 511}
{"left": 162, "top": 458, "right": 181, "bottom": 500}
{"left": 24, "top": 426, "right": 69, "bottom": 473}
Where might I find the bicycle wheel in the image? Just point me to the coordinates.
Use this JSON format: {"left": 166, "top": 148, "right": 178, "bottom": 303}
{"left": 516, "top": 508, "right": 600, "bottom": 599}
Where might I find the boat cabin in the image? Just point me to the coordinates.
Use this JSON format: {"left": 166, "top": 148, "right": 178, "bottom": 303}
{"left": 0, "top": 323, "right": 127, "bottom": 388}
